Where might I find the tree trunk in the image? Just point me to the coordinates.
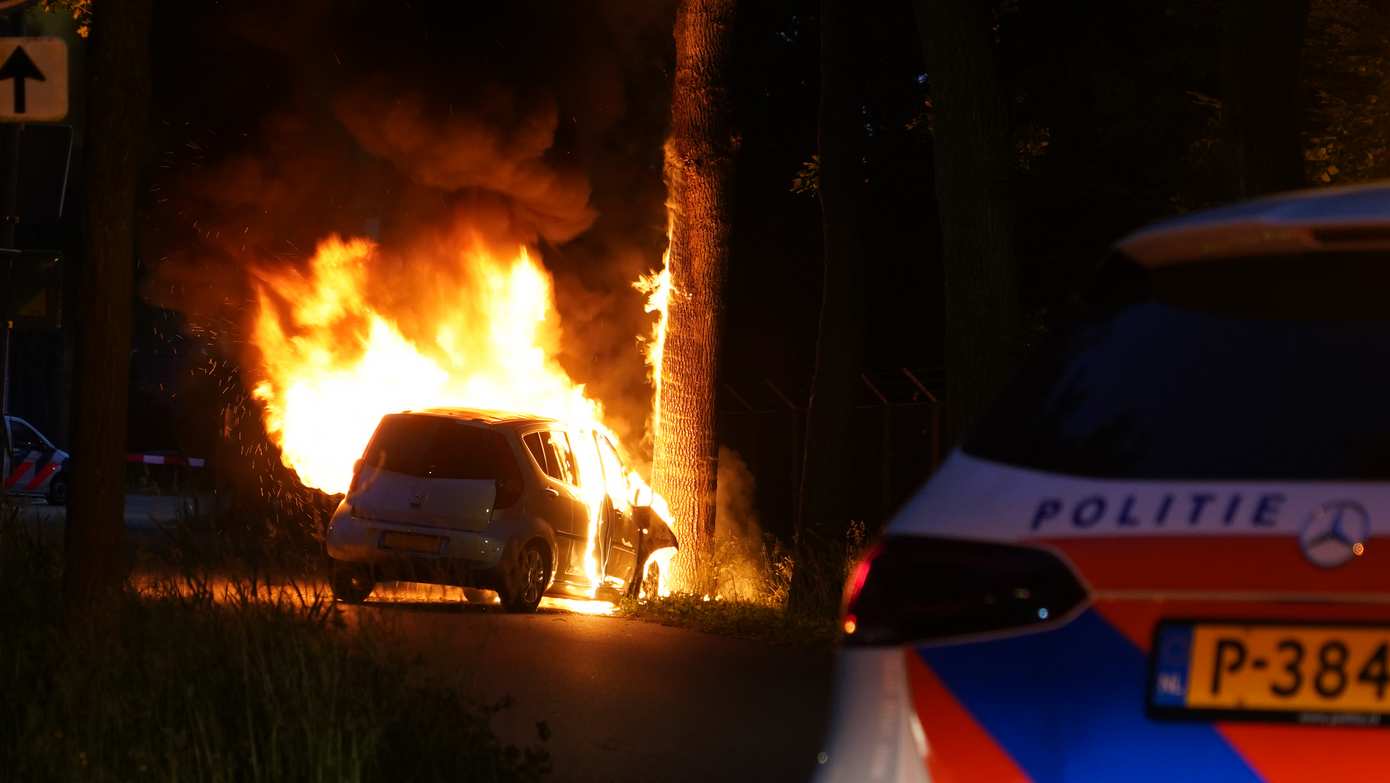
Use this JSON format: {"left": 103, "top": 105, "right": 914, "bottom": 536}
{"left": 652, "top": 0, "right": 738, "bottom": 595}
{"left": 64, "top": 0, "right": 153, "bottom": 612}
{"left": 788, "top": 0, "right": 867, "bottom": 619}
{"left": 1222, "top": 0, "right": 1309, "bottom": 197}
{"left": 912, "top": 0, "right": 1018, "bottom": 444}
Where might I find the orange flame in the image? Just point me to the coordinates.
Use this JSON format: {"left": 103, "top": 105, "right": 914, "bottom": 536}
{"left": 633, "top": 254, "right": 671, "bottom": 436}
{"left": 633, "top": 225, "right": 675, "bottom": 597}
{"left": 250, "top": 234, "right": 676, "bottom": 605}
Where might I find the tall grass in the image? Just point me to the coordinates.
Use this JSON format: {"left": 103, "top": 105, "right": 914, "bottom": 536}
{"left": 0, "top": 502, "right": 548, "bottom": 782}
{"left": 617, "top": 520, "right": 867, "bottom": 646}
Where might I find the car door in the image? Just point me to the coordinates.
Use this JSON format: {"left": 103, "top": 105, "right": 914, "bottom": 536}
{"left": 350, "top": 414, "right": 502, "bottom": 533}
{"left": 4, "top": 418, "right": 48, "bottom": 495}
{"left": 523, "top": 430, "right": 590, "bottom": 582}
{"left": 593, "top": 432, "right": 639, "bottom": 586}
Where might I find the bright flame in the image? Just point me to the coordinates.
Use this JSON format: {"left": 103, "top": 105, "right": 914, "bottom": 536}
{"left": 631, "top": 220, "right": 677, "bottom": 596}
{"left": 542, "top": 597, "right": 617, "bottom": 616}
{"left": 633, "top": 252, "right": 672, "bottom": 436}
{"left": 646, "top": 545, "right": 676, "bottom": 598}
{"left": 251, "top": 234, "right": 675, "bottom": 599}
{"left": 252, "top": 236, "right": 602, "bottom": 494}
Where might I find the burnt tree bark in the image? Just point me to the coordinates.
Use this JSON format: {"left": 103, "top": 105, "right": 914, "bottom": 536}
{"left": 652, "top": 0, "right": 738, "bottom": 594}
{"left": 64, "top": 0, "right": 153, "bottom": 612}
{"left": 1222, "top": 0, "right": 1309, "bottom": 197}
{"left": 912, "top": 0, "right": 1019, "bottom": 444}
{"left": 788, "top": 0, "right": 868, "bottom": 618}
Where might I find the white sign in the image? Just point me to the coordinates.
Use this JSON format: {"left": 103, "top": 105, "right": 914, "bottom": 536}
{"left": 0, "top": 37, "right": 66, "bottom": 122}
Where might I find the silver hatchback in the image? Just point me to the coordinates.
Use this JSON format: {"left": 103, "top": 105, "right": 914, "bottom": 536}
{"left": 325, "top": 408, "right": 676, "bottom": 612}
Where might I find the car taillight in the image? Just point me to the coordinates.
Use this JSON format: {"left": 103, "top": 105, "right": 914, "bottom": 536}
{"left": 841, "top": 535, "right": 1088, "bottom": 647}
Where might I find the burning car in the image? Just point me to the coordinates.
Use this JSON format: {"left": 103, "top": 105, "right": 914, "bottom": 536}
{"left": 326, "top": 408, "right": 677, "bottom": 612}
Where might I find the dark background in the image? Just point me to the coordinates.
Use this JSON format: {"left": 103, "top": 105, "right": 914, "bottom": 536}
{"left": 9, "top": 0, "right": 1390, "bottom": 543}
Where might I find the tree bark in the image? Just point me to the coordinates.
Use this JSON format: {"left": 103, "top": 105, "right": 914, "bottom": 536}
{"left": 64, "top": 0, "right": 153, "bottom": 612}
{"left": 912, "top": 0, "right": 1019, "bottom": 444}
{"left": 653, "top": 0, "right": 738, "bottom": 595}
{"left": 788, "top": 0, "right": 867, "bottom": 618}
{"left": 1222, "top": 0, "right": 1309, "bottom": 197}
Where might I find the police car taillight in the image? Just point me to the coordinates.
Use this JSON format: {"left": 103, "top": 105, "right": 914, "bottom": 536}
{"left": 841, "top": 535, "right": 1088, "bottom": 647}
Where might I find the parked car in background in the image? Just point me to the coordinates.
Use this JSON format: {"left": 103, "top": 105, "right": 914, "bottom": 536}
{"left": 818, "top": 184, "right": 1390, "bottom": 781}
{"left": 325, "top": 408, "right": 677, "bottom": 612}
{"left": 3, "top": 415, "right": 68, "bottom": 506}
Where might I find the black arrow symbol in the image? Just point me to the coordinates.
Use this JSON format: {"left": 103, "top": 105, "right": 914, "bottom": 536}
{"left": 0, "top": 46, "right": 44, "bottom": 114}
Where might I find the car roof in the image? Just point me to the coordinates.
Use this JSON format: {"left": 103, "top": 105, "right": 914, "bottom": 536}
{"left": 401, "top": 406, "right": 560, "bottom": 431}
{"left": 1116, "top": 181, "right": 1390, "bottom": 266}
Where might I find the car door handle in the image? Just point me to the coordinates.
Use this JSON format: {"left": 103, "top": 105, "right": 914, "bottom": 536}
{"left": 543, "top": 487, "right": 560, "bottom": 498}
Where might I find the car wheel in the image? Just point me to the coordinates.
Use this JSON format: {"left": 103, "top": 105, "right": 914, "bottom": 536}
{"left": 46, "top": 474, "right": 68, "bottom": 506}
{"left": 330, "top": 562, "right": 375, "bottom": 604}
{"left": 501, "top": 543, "right": 548, "bottom": 613}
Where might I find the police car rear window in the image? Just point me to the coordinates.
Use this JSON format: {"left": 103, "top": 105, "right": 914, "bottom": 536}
{"left": 364, "top": 414, "right": 519, "bottom": 482}
{"left": 965, "top": 252, "right": 1390, "bottom": 480}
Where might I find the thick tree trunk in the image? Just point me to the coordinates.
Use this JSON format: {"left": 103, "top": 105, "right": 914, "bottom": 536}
{"left": 1222, "top": 0, "right": 1309, "bottom": 197}
{"left": 653, "top": 0, "right": 738, "bottom": 594}
{"left": 64, "top": 0, "right": 153, "bottom": 612}
{"left": 912, "top": 0, "right": 1018, "bottom": 444}
{"left": 788, "top": 0, "right": 867, "bottom": 618}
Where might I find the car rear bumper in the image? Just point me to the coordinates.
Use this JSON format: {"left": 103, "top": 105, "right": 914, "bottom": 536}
{"left": 813, "top": 648, "right": 929, "bottom": 783}
{"left": 326, "top": 506, "right": 508, "bottom": 585}
{"left": 819, "top": 602, "right": 1390, "bottom": 782}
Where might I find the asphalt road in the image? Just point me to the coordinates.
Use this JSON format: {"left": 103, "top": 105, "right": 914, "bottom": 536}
{"left": 341, "top": 598, "right": 835, "bottom": 783}
{"left": 7, "top": 496, "right": 835, "bottom": 780}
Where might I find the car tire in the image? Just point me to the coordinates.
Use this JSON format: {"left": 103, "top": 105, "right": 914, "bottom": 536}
{"left": 500, "top": 542, "right": 548, "bottom": 613}
{"left": 330, "top": 562, "right": 375, "bottom": 604}
{"left": 45, "top": 474, "right": 68, "bottom": 507}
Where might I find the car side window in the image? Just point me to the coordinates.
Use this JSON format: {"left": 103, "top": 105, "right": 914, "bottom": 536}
{"left": 554, "top": 431, "right": 581, "bottom": 485}
{"left": 596, "top": 433, "right": 629, "bottom": 502}
{"left": 10, "top": 421, "right": 41, "bottom": 452}
{"left": 522, "top": 433, "right": 548, "bottom": 474}
{"left": 537, "top": 431, "right": 571, "bottom": 483}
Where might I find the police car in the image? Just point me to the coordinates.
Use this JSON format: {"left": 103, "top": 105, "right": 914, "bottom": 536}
{"left": 817, "top": 183, "right": 1390, "bottom": 782}
{"left": 3, "top": 415, "right": 68, "bottom": 505}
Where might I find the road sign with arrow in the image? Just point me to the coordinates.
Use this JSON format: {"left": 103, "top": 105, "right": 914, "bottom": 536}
{"left": 0, "top": 37, "right": 64, "bottom": 122}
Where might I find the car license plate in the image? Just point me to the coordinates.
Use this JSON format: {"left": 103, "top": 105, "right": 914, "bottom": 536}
{"left": 379, "top": 531, "right": 444, "bottom": 554}
{"left": 1150, "top": 620, "right": 1390, "bottom": 726}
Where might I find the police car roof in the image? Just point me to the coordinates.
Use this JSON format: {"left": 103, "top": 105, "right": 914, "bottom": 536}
{"left": 1117, "top": 181, "right": 1390, "bottom": 266}
{"left": 405, "top": 406, "right": 558, "bottom": 429}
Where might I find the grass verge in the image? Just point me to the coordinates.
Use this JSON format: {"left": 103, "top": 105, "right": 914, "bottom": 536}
{"left": 0, "top": 507, "right": 549, "bottom": 782}
{"left": 615, "top": 593, "right": 839, "bottom": 647}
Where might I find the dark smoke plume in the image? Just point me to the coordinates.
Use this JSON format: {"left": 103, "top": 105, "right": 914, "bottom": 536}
{"left": 144, "top": 0, "right": 676, "bottom": 459}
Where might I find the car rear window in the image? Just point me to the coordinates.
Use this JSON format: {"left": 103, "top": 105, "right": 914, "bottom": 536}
{"left": 965, "top": 252, "right": 1390, "bottom": 480}
{"left": 363, "top": 414, "right": 520, "bottom": 482}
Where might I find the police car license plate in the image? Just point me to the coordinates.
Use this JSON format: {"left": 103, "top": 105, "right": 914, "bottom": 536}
{"left": 1150, "top": 621, "right": 1390, "bottom": 725}
{"left": 380, "top": 531, "right": 444, "bottom": 554}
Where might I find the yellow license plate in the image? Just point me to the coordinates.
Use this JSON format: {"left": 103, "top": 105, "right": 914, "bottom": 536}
{"left": 379, "top": 531, "right": 443, "bottom": 554}
{"left": 1151, "top": 621, "right": 1390, "bottom": 725}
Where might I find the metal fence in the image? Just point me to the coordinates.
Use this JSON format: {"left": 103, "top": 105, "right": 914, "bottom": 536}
{"left": 717, "top": 367, "right": 945, "bottom": 542}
